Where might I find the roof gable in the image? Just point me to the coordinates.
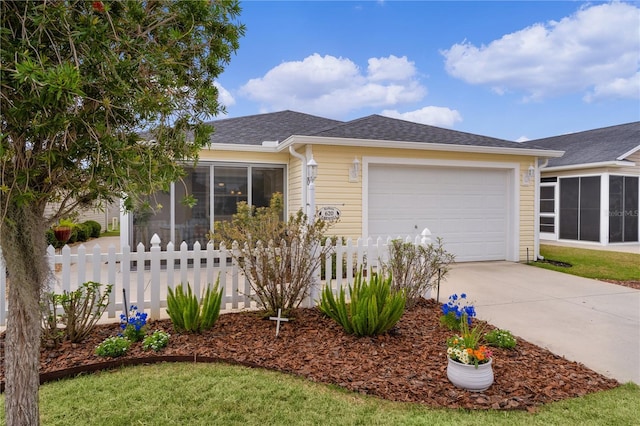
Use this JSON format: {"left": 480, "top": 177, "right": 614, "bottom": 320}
{"left": 525, "top": 122, "right": 640, "bottom": 167}
{"left": 206, "top": 110, "right": 343, "bottom": 145}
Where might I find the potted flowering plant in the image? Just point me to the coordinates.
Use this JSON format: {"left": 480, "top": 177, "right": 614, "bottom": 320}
{"left": 443, "top": 294, "right": 494, "bottom": 392}
{"left": 446, "top": 315, "right": 492, "bottom": 367}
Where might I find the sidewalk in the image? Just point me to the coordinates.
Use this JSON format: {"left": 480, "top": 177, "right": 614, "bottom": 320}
{"left": 439, "top": 262, "right": 640, "bottom": 384}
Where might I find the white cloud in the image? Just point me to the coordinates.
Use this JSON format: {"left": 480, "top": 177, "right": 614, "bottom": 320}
{"left": 239, "top": 53, "right": 426, "bottom": 116}
{"left": 584, "top": 71, "right": 640, "bottom": 102}
{"left": 214, "top": 82, "right": 235, "bottom": 107}
{"left": 515, "top": 136, "right": 531, "bottom": 143}
{"left": 380, "top": 107, "right": 462, "bottom": 128}
{"left": 367, "top": 55, "right": 417, "bottom": 82}
{"left": 441, "top": 2, "right": 640, "bottom": 102}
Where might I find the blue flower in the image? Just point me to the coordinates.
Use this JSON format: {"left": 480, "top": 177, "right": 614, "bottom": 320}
{"left": 441, "top": 293, "right": 476, "bottom": 327}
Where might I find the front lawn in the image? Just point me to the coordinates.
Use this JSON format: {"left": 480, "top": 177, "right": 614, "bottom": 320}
{"left": 534, "top": 244, "right": 640, "bottom": 282}
{"left": 1, "top": 363, "right": 638, "bottom": 425}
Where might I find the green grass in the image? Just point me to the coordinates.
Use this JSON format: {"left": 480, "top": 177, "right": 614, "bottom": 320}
{"left": 1, "top": 363, "right": 638, "bottom": 425}
{"left": 534, "top": 244, "right": 640, "bottom": 282}
{"left": 101, "top": 228, "right": 120, "bottom": 237}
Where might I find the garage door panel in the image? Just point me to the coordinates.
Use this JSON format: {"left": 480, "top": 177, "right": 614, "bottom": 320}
{"left": 369, "top": 165, "right": 510, "bottom": 262}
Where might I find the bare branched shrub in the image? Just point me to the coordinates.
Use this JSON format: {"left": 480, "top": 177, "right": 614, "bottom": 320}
{"left": 381, "top": 238, "right": 455, "bottom": 309}
{"left": 210, "top": 193, "right": 333, "bottom": 316}
{"left": 41, "top": 281, "right": 112, "bottom": 344}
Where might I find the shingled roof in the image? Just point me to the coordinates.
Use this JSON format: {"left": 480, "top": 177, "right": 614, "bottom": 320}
{"left": 525, "top": 122, "right": 640, "bottom": 168}
{"left": 207, "top": 110, "right": 538, "bottom": 151}
{"left": 206, "top": 110, "right": 342, "bottom": 145}
{"left": 309, "top": 114, "right": 521, "bottom": 148}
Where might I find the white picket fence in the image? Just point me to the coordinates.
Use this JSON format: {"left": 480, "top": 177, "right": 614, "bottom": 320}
{"left": 0, "top": 233, "right": 427, "bottom": 327}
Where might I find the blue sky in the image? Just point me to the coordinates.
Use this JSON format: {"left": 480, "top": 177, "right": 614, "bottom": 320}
{"left": 214, "top": 1, "right": 640, "bottom": 141}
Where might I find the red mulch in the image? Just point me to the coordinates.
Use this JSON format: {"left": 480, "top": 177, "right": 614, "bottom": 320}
{"left": 600, "top": 279, "right": 640, "bottom": 290}
{"left": 0, "top": 298, "right": 620, "bottom": 411}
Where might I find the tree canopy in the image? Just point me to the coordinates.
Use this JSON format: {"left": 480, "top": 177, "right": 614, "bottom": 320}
{"left": 0, "top": 1, "right": 244, "bottom": 424}
{"left": 1, "top": 0, "right": 244, "bottom": 220}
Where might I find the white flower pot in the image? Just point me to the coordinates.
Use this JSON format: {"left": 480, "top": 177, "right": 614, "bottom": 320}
{"left": 447, "top": 356, "right": 494, "bottom": 392}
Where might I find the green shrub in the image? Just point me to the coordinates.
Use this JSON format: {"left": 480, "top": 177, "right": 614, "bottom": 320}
{"left": 42, "top": 281, "right": 113, "bottom": 343}
{"left": 95, "top": 336, "right": 131, "bottom": 357}
{"left": 83, "top": 220, "right": 102, "bottom": 238}
{"left": 485, "top": 329, "right": 517, "bottom": 349}
{"left": 143, "top": 330, "right": 171, "bottom": 351}
{"left": 41, "top": 292, "right": 65, "bottom": 346}
{"left": 318, "top": 272, "right": 406, "bottom": 337}
{"left": 75, "top": 223, "right": 90, "bottom": 242}
{"left": 45, "top": 228, "right": 60, "bottom": 248}
{"left": 166, "top": 279, "right": 223, "bottom": 333}
{"left": 382, "top": 237, "right": 455, "bottom": 309}
{"left": 210, "top": 193, "right": 333, "bottom": 316}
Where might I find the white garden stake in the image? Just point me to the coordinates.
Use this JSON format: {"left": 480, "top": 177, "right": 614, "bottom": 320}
{"left": 269, "top": 308, "right": 289, "bottom": 338}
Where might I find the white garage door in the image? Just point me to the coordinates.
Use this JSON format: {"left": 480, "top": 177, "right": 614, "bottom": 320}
{"left": 368, "top": 164, "right": 511, "bottom": 262}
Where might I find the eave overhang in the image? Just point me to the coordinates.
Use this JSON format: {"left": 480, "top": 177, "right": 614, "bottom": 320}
{"left": 204, "top": 135, "right": 565, "bottom": 158}
{"left": 541, "top": 160, "right": 636, "bottom": 173}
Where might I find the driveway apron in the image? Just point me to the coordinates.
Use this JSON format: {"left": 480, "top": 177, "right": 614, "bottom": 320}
{"left": 438, "top": 262, "right": 639, "bottom": 384}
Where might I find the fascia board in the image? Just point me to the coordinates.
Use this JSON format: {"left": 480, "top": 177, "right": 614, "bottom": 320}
{"left": 542, "top": 160, "right": 635, "bottom": 172}
{"left": 278, "top": 135, "right": 565, "bottom": 158}
{"left": 617, "top": 144, "right": 640, "bottom": 161}
{"left": 202, "top": 143, "right": 280, "bottom": 153}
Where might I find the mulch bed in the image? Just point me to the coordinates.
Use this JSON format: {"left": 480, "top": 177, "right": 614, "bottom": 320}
{"left": 0, "top": 298, "right": 620, "bottom": 411}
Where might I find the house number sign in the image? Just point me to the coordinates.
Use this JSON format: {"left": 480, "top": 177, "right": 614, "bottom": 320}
{"left": 317, "top": 206, "right": 341, "bottom": 222}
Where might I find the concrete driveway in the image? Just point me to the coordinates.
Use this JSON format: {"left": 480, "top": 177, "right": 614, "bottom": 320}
{"left": 437, "top": 262, "right": 639, "bottom": 384}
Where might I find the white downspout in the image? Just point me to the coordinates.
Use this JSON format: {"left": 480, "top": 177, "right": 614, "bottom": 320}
{"left": 289, "top": 146, "right": 307, "bottom": 216}
{"left": 535, "top": 158, "right": 549, "bottom": 261}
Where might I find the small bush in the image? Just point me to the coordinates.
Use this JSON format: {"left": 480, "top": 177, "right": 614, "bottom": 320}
{"left": 211, "top": 193, "right": 334, "bottom": 316}
{"left": 382, "top": 237, "right": 455, "bottom": 309}
{"left": 485, "top": 329, "right": 517, "bottom": 349}
{"left": 143, "top": 330, "right": 170, "bottom": 351}
{"left": 166, "top": 279, "right": 223, "bottom": 333}
{"left": 83, "top": 220, "right": 102, "bottom": 238}
{"left": 74, "top": 222, "right": 90, "bottom": 242}
{"left": 45, "top": 228, "right": 59, "bottom": 248}
{"left": 42, "top": 281, "right": 113, "bottom": 343}
{"left": 41, "top": 292, "right": 65, "bottom": 347}
{"left": 95, "top": 336, "right": 131, "bottom": 357}
{"left": 318, "top": 272, "right": 406, "bottom": 337}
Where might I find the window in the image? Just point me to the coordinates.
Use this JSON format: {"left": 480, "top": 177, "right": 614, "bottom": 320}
{"left": 214, "top": 166, "right": 248, "bottom": 224}
{"left": 609, "top": 176, "right": 639, "bottom": 243}
{"left": 131, "top": 163, "right": 285, "bottom": 248}
{"left": 539, "top": 184, "right": 556, "bottom": 234}
{"left": 559, "top": 176, "right": 600, "bottom": 242}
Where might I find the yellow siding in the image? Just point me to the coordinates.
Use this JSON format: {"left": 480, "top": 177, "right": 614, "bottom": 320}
{"left": 193, "top": 145, "right": 540, "bottom": 262}
{"left": 311, "top": 147, "right": 364, "bottom": 238}
{"left": 198, "top": 149, "right": 289, "bottom": 164}
{"left": 310, "top": 145, "right": 537, "bottom": 261}
{"left": 288, "top": 153, "right": 303, "bottom": 216}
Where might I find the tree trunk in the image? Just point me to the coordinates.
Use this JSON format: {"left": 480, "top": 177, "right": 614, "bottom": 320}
{"left": 1, "top": 202, "right": 48, "bottom": 426}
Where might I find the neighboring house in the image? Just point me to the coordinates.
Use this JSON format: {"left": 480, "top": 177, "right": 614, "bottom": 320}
{"left": 526, "top": 122, "right": 640, "bottom": 246}
{"left": 122, "top": 110, "right": 564, "bottom": 262}
{"left": 46, "top": 199, "right": 120, "bottom": 233}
